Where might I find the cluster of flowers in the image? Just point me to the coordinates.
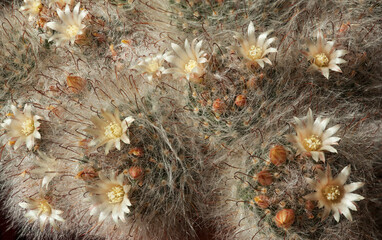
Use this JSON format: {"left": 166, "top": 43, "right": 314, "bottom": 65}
{"left": 265, "top": 109, "right": 365, "bottom": 230}
{"left": 21, "top": 1, "right": 347, "bottom": 80}
{"left": 6, "top": 0, "right": 365, "bottom": 237}
{"left": 1, "top": 104, "right": 135, "bottom": 229}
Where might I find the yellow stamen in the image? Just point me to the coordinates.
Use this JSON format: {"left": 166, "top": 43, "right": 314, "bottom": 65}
{"left": 38, "top": 200, "right": 52, "bottom": 214}
{"left": 248, "top": 45, "right": 263, "bottom": 61}
{"left": 107, "top": 185, "right": 125, "bottom": 203}
{"left": 184, "top": 60, "right": 197, "bottom": 73}
{"left": 303, "top": 135, "right": 322, "bottom": 151}
{"left": 322, "top": 185, "right": 341, "bottom": 202}
{"left": 66, "top": 25, "right": 80, "bottom": 38}
{"left": 21, "top": 119, "right": 35, "bottom": 136}
{"left": 314, "top": 53, "right": 329, "bottom": 67}
{"left": 31, "top": 2, "right": 42, "bottom": 14}
{"left": 148, "top": 61, "right": 159, "bottom": 73}
{"left": 104, "top": 122, "right": 122, "bottom": 139}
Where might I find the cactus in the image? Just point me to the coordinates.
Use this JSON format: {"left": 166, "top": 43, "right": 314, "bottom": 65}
{"left": 0, "top": 0, "right": 381, "bottom": 240}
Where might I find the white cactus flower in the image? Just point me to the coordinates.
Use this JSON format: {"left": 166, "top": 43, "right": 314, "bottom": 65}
{"left": 1, "top": 104, "right": 42, "bottom": 150}
{"left": 233, "top": 21, "right": 277, "bottom": 68}
{"left": 46, "top": 3, "right": 88, "bottom": 46}
{"left": 85, "top": 109, "right": 134, "bottom": 155}
{"left": 86, "top": 172, "right": 132, "bottom": 223}
{"left": 303, "top": 31, "right": 348, "bottom": 79}
{"left": 19, "top": 197, "right": 65, "bottom": 230}
{"left": 133, "top": 52, "right": 170, "bottom": 81}
{"left": 286, "top": 109, "right": 340, "bottom": 162}
{"left": 164, "top": 38, "right": 208, "bottom": 83}
{"left": 304, "top": 165, "right": 365, "bottom": 222}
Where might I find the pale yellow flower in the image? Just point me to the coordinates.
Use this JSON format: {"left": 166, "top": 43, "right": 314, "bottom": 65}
{"left": 1, "top": 104, "right": 42, "bottom": 150}
{"left": 233, "top": 21, "right": 277, "bottom": 68}
{"left": 304, "top": 31, "right": 348, "bottom": 79}
{"left": 304, "top": 165, "right": 364, "bottom": 222}
{"left": 286, "top": 109, "right": 340, "bottom": 162}
{"left": 46, "top": 3, "right": 87, "bottom": 46}
{"left": 164, "top": 38, "right": 208, "bottom": 83}
{"left": 86, "top": 172, "right": 132, "bottom": 223}
{"left": 133, "top": 52, "right": 170, "bottom": 81}
{"left": 85, "top": 109, "right": 134, "bottom": 154}
{"left": 19, "top": 196, "right": 64, "bottom": 230}
{"left": 19, "top": 0, "right": 42, "bottom": 19}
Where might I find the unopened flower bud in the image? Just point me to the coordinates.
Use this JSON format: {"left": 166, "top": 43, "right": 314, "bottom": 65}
{"left": 76, "top": 167, "right": 98, "bottom": 180}
{"left": 275, "top": 209, "right": 295, "bottom": 229}
{"left": 254, "top": 195, "right": 269, "bottom": 209}
{"left": 235, "top": 95, "right": 247, "bottom": 107}
{"left": 129, "top": 147, "right": 144, "bottom": 157}
{"left": 128, "top": 166, "right": 143, "bottom": 179}
{"left": 270, "top": 145, "right": 287, "bottom": 166}
{"left": 257, "top": 170, "right": 273, "bottom": 186}
{"left": 67, "top": 76, "right": 87, "bottom": 93}
{"left": 212, "top": 99, "right": 226, "bottom": 114}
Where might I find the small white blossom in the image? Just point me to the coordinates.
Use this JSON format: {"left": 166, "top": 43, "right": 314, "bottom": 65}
{"left": 233, "top": 21, "right": 277, "bottom": 68}
{"left": 1, "top": 104, "right": 42, "bottom": 150}
{"left": 86, "top": 172, "right": 132, "bottom": 223}
{"left": 46, "top": 3, "right": 87, "bottom": 46}
{"left": 303, "top": 31, "right": 348, "bottom": 79}
{"left": 133, "top": 52, "right": 170, "bottom": 81}
{"left": 19, "top": 0, "right": 42, "bottom": 20}
{"left": 85, "top": 109, "right": 134, "bottom": 154}
{"left": 164, "top": 38, "right": 208, "bottom": 83}
{"left": 19, "top": 196, "right": 64, "bottom": 230}
{"left": 304, "top": 165, "right": 364, "bottom": 222}
{"left": 286, "top": 109, "right": 340, "bottom": 162}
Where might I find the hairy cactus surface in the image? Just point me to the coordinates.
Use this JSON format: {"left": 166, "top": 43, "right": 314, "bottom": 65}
{"left": 0, "top": 0, "right": 381, "bottom": 240}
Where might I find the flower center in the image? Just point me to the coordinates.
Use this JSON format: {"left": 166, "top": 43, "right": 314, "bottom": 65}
{"left": 104, "top": 122, "right": 122, "bottom": 139}
{"left": 303, "top": 135, "right": 322, "bottom": 151}
{"left": 148, "top": 61, "right": 159, "bottom": 73}
{"left": 38, "top": 200, "right": 51, "bottom": 214}
{"left": 66, "top": 25, "right": 80, "bottom": 38}
{"left": 248, "top": 45, "right": 263, "bottom": 61}
{"left": 184, "top": 60, "right": 197, "bottom": 73}
{"left": 21, "top": 119, "right": 35, "bottom": 136}
{"left": 314, "top": 53, "right": 329, "bottom": 67}
{"left": 31, "top": 1, "right": 42, "bottom": 13}
{"left": 107, "top": 185, "right": 125, "bottom": 204}
{"left": 322, "top": 185, "right": 342, "bottom": 202}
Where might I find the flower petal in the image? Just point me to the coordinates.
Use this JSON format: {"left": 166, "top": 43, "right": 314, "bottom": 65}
{"left": 329, "top": 64, "right": 342, "bottom": 73}
{"left": 333, "top": 208, "right": 340, "bottom": 222}
{"left": 322, "top": 124, "right": 340, "bottom": 139}
{"left": 303, "top": 192, "right": 319, "bottom": 200}
{"left": 319, "top": 145, "right": 337, "bottom": 153}
{"left": 339, "top": 204, "right": 352, "bottom": 221}
{"left": 255, "top": 59, "right": 264, "bottom": 68}
{"left": 171, "top": 43, "right": 188, "bottom": 60}
{"left": 321, "top": 206, "right": 331, "bottom": 220}
{"left": 247, "top": 21, "right": 255, "bottom": 43}
{"left": 321, "top": 67, "right": 329, "bottom": 79}
{"left": 322, "top": 136, "right": 340, "bottom": 145}
{"left": 344, "top": 182, "right": 364, "bottom": 193}
{"left": 257, "top": 30, "right": 272, "bottom": 48}
{"left": 336, "top": 165, "right": 351, "bottom": 185}
{"left": 311, "top": 151, "right": 320, "bottom": 162}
